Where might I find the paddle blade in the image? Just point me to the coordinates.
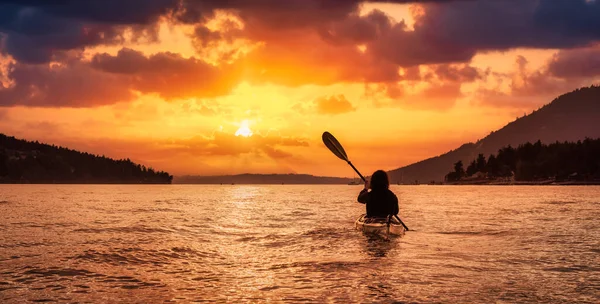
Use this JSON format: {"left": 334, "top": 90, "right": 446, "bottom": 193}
{"left": 322, "top": 132, "right": 348, "bottom": 161}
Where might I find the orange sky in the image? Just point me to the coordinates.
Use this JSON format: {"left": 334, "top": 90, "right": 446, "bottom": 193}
{"left": 1, "top": 1, "right": 599, "bottom": 177}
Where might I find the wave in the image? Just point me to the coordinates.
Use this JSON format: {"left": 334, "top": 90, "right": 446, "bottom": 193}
{"left": 130, "top": 207, "right": 183, "bottom": 213}
{"left": 6, "top": 266, "right": 165, "bottom": 292}
{"left": 301, "top": 227, "right": 350, "bottom": 239}
{"left": 269, "top": 260, "right": 363, "bottom": 272}
{"left": 70, "top": 246, "right": 217, "bottom": 266}
{"left": 436, "top": 230, "right": 514, "bottom": 236}
{"left": 73, "top": 225, "right": 174, "bottom": 234}
{"left": 544, "top": 201, "right": 580, "bottom": 205}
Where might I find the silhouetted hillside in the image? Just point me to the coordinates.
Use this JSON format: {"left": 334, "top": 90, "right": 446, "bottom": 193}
{"left": 388, "top": 85, "right": 600, "bottom": 183}
{"left": 175, "top": 174, "right": 356, "bottom": 184}
{"left": 0, "top": 134, "right": 173, "bottom": 184}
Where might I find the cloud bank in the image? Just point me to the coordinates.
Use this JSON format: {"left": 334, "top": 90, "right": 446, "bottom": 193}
{"left": 0, "top": 0, "right": 599, "bottom": 108}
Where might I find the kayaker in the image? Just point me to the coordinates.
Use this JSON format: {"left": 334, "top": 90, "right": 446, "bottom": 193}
{"left": 357, "top": 170, "right": 399, "bottom": 218}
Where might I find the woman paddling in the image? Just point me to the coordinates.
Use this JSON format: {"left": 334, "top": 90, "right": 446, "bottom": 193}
{"left": 358, "top": 170, "right": 399, "bottom": 218}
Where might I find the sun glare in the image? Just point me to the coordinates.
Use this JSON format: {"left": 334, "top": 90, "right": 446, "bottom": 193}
{"left": 235, "top": 120, "right": 253, "bottom": 137}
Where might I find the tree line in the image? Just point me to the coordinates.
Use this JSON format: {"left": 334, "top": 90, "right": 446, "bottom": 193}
{"left": 0, "top": 134, "right": 173, "bottom": 184}
{"left": 446, "top": 138, "right": 600, "bottom": 182}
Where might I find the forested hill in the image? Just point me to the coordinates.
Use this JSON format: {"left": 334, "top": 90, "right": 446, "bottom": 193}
{"left": 445, "top": 139, "right": 600, "bottom": 183}
{"left": 388, "top": 85, "right": 600, "bottom": 183}
{"left": 0, "top": 134, "right": 173, "bottom": 184}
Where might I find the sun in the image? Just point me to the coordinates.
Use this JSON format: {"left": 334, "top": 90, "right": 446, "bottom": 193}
{"left": 235, "top": 120, "right": 253, "bottom": 137}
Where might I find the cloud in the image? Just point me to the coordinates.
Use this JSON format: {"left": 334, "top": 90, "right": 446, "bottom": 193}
{"left": 547, "top": 45, "right": 600, "bottom": 79}
{"left": 0, "top": 60, "right": 135, "bottom": 107}
{"left": 415, "top": 0, "right": 600, "bottom": 51}
{"left": 291, "top": 94, "right": 357, "bottom": 115}
{"left": 361, "top": 63, "right": 484, "bottom": 110}
{"left": 223, "top": 0, "right": 600, "bottom": 78}
{"left": 1, "top": 0, "right": 600, "bottom": 109}
{"left": 164, "top": 131, "right": 309, "bottom": 157}
{"left": 91, "top": 48, "right": 241, "bottom": 99}
{"left": 262, "top": 146, "right": 293, "bottom": 159}
{"left": 180, "top": 100, "right": 228, "bottom": 116}
{"left": 472, "top": 54, "right": 597, "bottom": 109}
{"left": 426, "top": 64, "right": 485, "bottom": 83}
{"left": 0, "top": 0, "right": 176, "bottom": 63}
{"left": 3, "top": 0, "right": 600, "bottom": 67}
{"left": 0, "top": 48, "right": 242, "bottom": 107}
{"left": 315, "top": 95, "right": 356, "bottom": 115}
{"left": 508, "top": 56, "right": 572, "bottom": 97}
{"left": 366, "top": 82, "right": 463, "bottom": 111}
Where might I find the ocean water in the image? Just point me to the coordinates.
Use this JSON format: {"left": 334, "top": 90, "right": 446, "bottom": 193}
{"left": 0, "top": 185, "right": 599, "bottom": 303}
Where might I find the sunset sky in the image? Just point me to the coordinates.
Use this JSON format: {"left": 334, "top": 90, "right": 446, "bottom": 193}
{"left": 1, "top": 0, "right": 599, "bottom": 177}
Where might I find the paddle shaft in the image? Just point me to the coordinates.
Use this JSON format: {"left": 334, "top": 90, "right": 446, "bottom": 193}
{"left": 347, "top": 161, "right": 366, "bottom": 182}
{"left": 394, "top": 215, "right": 409, "bottom": 231}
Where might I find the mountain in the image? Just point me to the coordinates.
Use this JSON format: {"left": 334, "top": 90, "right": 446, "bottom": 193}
{"left": 0, "top": 133, "right": 173, "bottom": 184}
{"left": 388, "top": 85, "right": 600, "bottom": 184}
{"left": 174, "top": 173, "right": 356, "bottom": 184}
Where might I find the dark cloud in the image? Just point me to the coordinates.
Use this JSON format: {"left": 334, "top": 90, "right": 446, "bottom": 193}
{"left": 2, "top": 0, "right": 600, "bottom": 65}
{"left": 533, "top": 0, "right": 600, "bottom": 43}
{"left": 473, "top": 54, "right": 597, "bottom": 109}
{"left": 504, "top": 55, "right": 597, "bottom": 98}
{"left": 1, "top": 0, "right": 600, "bottom": 108}
{"left": 427, "top": 64, "right": 485, "bottom": 83}
{"left": 0, "top": 48, "right": 241, "bottom": 107}
{"left": 0, "top": 3, "right": 131, "bottom": 63}
{"left": 91, "top": 48, "right": 241, "bottom": 99}
{"left": 0, "top": 0, "right": 177, "bottom": 24}
{"left": 362, "top": 63, "right": 484, "bottom": 110}
{"left": 357, "top": 0, "right": 600, "bottom": 69}
{"left": 420, "top": 0, "right": 600, "bottom": 50}
{"left": 547, "top": 45, "right": 600, "bottom": 79}
{"left": 196, "top": 0, "right": 600, "bottom": 89}
{"left": 0, "top": 60, "right": 134, "bottom": 107}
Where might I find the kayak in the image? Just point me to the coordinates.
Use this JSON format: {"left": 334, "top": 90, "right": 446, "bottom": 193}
{"left": 355, "top": 214, "right": 406, "bottom": 236}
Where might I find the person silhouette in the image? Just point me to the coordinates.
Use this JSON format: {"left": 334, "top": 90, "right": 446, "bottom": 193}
{"left": 357, "top": 170, "right": 399, "bottom": 218}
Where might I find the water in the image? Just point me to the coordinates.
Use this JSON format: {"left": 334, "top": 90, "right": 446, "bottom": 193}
{"left": 1, "top": 185, "right": 599, "bottom": 303}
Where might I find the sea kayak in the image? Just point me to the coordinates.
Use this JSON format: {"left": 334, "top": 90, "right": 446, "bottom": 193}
{"left": 355, "top": 214, "right": 406, "bottom": 236}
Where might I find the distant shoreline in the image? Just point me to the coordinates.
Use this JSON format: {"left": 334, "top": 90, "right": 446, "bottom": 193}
{"left": 443, "top": 180, "right": 600, "bottom": 186}
{"left": 0, "top": 182, "right": 172, "bottom": 185}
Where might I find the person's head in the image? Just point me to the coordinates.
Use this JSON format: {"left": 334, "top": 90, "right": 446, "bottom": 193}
{"left": 370, "top": 170, "right": 389, "bottom": 190}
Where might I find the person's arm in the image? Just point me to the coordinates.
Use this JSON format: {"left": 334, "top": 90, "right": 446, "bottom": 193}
{"left": 392, "top": 193, "right": 399, "bottom": 215}
{"left": 357, "top": 189, "right": 369, "bottom": 204}
{"left": 357, "top": 179, "right": 369, "bottom": 204}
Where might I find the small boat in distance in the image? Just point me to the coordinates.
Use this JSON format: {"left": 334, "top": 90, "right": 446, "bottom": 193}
{"left": 348, "top": 173, "right": 361, "bottom": 185}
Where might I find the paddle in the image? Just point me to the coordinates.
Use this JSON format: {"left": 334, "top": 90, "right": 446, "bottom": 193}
{"left": 322, "top": 131, "right": 409, "bottom": 231}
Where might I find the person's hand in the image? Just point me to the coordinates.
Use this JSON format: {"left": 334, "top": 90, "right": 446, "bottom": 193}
{"left": 363, "top": 179, "right": 369, "bottom": 189}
